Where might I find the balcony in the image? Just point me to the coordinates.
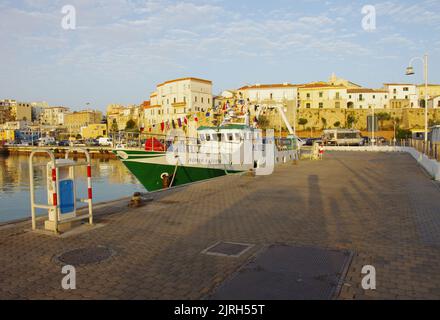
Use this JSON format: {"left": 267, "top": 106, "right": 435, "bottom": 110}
{"left": 172, "top": 102, "right": 187, "bottom": 108}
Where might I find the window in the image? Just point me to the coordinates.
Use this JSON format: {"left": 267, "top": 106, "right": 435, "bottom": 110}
{"left": 195, "top": 96, "right": 197, "bottom": 102}
{"left": 359, "top": 94, "right": 363, "bottom": 101}
{"left": 201, "top": 97, "right": 204, "bottom": 103}
{"left": 270, "top": 93, "right": 273, "bottom": 100}
{"left": 349, "top": 95, "right": 352, "bottom": 99}
{"left": 319, "top": 102, "right": 323, "bottom": 108}
{"left": 403, "top": 87, "right": 409, "bottom": 91}
{"left": 335, "top": 102, "right": 340, "bottom": 108}
{"left": 306, "top": 103, "right": 311, "bottom": 108}
{"left": 319, "top": 92, "right": 323, "bottom": 98}
{"left": 184, "top": 96, "right": 186, "bottom": 103}
{"left": 405, "top": 95, "right": 408, "bottom": 99}
{"left": 373, "top": 95, "right": 376, "bottom": 99}
{"left": 393, "top": 89, "right": 397, "bottom": 94}
{"left": 306, "top": 93, "right": 310, "bottom": 98}
{"left": 336, "top": 92, "right": 340, "bottom": 99}
{"left": 173, "top": 98, "right": 176, "bottom": 103}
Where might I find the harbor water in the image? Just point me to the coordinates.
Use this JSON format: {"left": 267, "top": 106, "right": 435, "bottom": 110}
{"left": 0, "top": 153, "right": 144, "bottom": 223}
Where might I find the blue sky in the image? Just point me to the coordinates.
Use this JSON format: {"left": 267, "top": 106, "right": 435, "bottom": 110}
{"left": 1, "top": 0, "right": 439, "bottom": 111}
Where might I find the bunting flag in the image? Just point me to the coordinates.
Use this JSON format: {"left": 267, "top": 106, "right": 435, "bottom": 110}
{"left": 194, "top": 116, "right": 198, "bottom": 122}
{"left": 177, "top": 118, "right": 182, "bottom": 127}
{"left": 205, "top": 112, "right": 210, "bottom": 117}
{"left": 160, "top": 122, "right": 165, "bottom": 131}
{"left": 166, "top": 121, "right": 170, "bottom": 130}
{"left": 149, "top": 127, "right": 152, "bottom": 132}
{"left": 172, "top": 120, "right": 176, "bottom": 129}
{"left": 184, "top": 117, "right": 188, "bottom": 125}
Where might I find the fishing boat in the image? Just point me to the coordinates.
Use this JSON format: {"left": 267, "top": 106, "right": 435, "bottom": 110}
{"left": 114, "top": 106, "right": 301, "bottom": 192}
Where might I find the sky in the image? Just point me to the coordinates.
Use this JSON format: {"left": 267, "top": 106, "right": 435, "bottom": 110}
{"left": 1, "top": 0, "right": 439, "bottom": 111}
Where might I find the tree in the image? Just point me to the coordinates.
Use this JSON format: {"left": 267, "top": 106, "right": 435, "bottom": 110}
{"left": 257, "top": 115, "right": 270, "bottom": 128}
{"left": 298, "top": 118, "right": 308, "bottom": 130}
{"left": 376, "top": 112, "right": 391, "bottom": 130}
{"left": 333, "top": 121, "right": 341, "bottom": 128}
{"left": 321, "top": 117, "right": 327, "bottom": 129}
{"left": 125, "top": 119, "right": 138, "bottom": 132}
{"left": 396, "top": 128, "right": 411, "bottom": 140}
{"left": 110, "top": 119, "right": 118, "bottom": 133}
{"left": 346, "top": 114, "right": 356, "bottom": 128}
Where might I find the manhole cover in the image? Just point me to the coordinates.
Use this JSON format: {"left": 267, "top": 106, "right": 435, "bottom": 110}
{"left": 209, "top": 245, "right": 353, "bottom": 300}
{"left": 55, "top": 246, "right": 115, "bottom": 266}
{"left": 202, "top": 242, "right": 253, "bottom": 257}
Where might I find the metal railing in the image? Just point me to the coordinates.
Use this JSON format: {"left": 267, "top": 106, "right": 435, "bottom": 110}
{"left": 401, "top": 139, "right": 440, "bottom": 162}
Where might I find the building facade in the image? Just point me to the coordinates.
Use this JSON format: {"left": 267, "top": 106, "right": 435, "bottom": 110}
{"left": 39, "top": 106, "right": 69, "bottom": 126}
{"left": 298, "top": 82, "right": 347, "bottom": 109}
{"left": 64, "top": 110, "right": 103, "bottom": 135}
{"left": 150, "top": 77, "right": 213, "bottom": 123}
{"left": 346, "top": 89, "right": 389, "bottom": 109}
{"left": 384, "top": 84, "right": 418, "bottom": 109}
{"left": 81, "top": 124, "right": 107, "bottom": 139}
{"left": 0, "top": 99, "right": 32, "bottom": 122}
{"left": 237, "top": 83, "right": 298, "bottom": 104}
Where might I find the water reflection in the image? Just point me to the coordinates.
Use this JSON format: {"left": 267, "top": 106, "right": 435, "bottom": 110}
{"left": 0, "top": 154, "right": 144, "bottom": 222}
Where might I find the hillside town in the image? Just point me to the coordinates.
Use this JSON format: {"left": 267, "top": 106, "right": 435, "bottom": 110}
{"left": 1, "top": 74, "right": 440, "bottom": 146}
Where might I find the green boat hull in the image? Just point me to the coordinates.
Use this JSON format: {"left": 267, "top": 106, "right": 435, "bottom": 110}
{"left": 113, "top": 150, "right": 242, "bottom": 192}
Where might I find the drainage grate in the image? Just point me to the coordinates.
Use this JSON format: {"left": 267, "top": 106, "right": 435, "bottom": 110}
{"left": 202, "top": 242, "right": 254, "bottom": 257}
{"left": 55, "top": 246, "right": 115, "bottom": 266}
{"left": 209, "top": 245, "right": 353, "bottom": 300}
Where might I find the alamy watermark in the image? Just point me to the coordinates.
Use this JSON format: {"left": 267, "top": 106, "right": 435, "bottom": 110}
{"left": 361, "top": 265, "right": 376, "bottom": 290}
{"left": 61, "top": 5, "right": 76, "bottom": 30}
{"left": 361, "top": 5, "right": 376, "bottom": 31}
{"left": 61, "top": 265, "right": 76, "bottom": 290}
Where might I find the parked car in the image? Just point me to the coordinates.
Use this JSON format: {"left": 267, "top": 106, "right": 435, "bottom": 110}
{"left": 38, "top": 137, "right": 56, "bottom": 146}
{"left": 85, "top": 139, "right": 99, "bottom": 147}
{"left": 72, "top": 140, "right": 86, "bottom": 147}
{"left": 98, "top": 137, "right": 113, "bottom": 146}
{"left": 57, "top": 140, "right": 70, "bottom": 147}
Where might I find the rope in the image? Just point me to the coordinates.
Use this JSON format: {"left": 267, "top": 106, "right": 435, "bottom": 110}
{"left": 169, "top": 156, "right": 180, "bottom": 188}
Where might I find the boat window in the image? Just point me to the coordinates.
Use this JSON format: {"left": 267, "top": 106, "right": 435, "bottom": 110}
{"left": 199, "top": 134, "right": 205, "bottom": 141}
{"left": 227, "top": 133, "right": 233, "bottom": 141}
{"left": 206, "top": 134, "right": 211, "bottom": 141}
{"left": 234, "top": 133, "right": 241, "bottom": 140}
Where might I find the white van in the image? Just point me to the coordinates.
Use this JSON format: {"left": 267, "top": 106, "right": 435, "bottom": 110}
{"left": 38, "top": 137, "right": 56, "bottom": 146}
{"left": 98, "top": 137, "right": 113, "bottom": 146}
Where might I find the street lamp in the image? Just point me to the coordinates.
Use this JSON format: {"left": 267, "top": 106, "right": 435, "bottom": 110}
{"left": 405, "top": 54, "right": 429, "bottom": 146}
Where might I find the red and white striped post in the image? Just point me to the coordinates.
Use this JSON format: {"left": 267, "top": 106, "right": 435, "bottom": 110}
{"left": 87, "top": 164, "right": 93, "bottom": 225}
{"left": 52, "top": 166, "right": 60, "bottom": 234}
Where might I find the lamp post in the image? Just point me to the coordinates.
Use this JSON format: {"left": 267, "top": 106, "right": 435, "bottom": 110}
{"left": 406, "top": 54, "right": 429, "bottom": 147}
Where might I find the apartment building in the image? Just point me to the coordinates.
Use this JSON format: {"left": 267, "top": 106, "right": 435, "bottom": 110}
{"left": 64, "top": 110, "right": 103, "bottom": 135}
{"left": 298, "top": 82, "right": 347, "bottom": 109}
{"left": 106, "top": 104, "right": 141, "bottom": 131}
{"left": 39, "top": 106, "right": 69, "bottom": 126}
{"left": 384, "top": 84, "right": 418, "bottom": 108}
{"left": 0, "top": 99, "right": 32, "bottom": 122}
{"left": 150, "top": 77, "right": 213, "bottom": 123}
{"left": 0, "top": 104, "right": 12, "bottom": 124}
{"left": 236, "top": 83, "right": 298, "bottom": 104}
{"left": 346, "top": 89, "right": 389, "bottom": 109}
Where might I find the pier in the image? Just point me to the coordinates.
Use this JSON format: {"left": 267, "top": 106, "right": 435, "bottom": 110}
{"left": 1, "top": 151, "right": 439, "bottom": 299}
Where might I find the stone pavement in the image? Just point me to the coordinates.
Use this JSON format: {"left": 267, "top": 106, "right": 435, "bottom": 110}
{"left": 1, "top": 151, "right": 440, "bottom": 299}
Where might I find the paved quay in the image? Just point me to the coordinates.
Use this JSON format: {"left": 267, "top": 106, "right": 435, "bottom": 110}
{"left": 1, "top": 151, "right": 440, "bottom": 299}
